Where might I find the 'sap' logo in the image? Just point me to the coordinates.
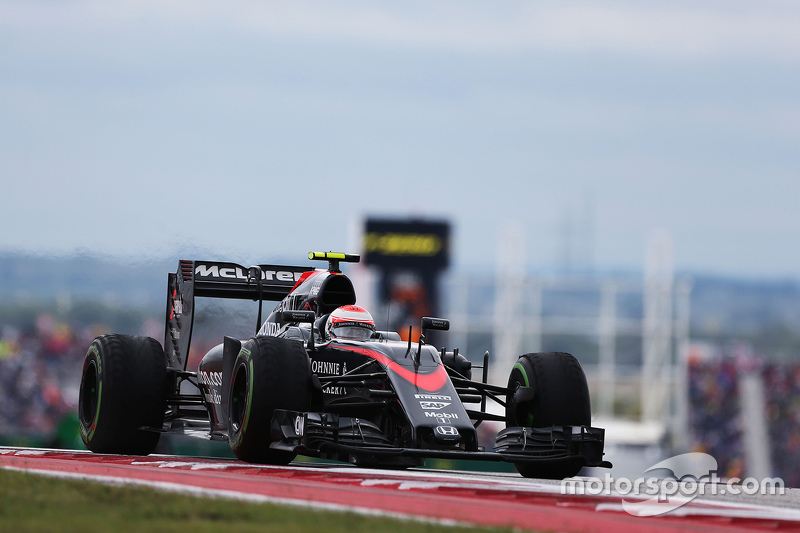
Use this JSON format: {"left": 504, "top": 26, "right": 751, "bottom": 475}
{"left": 420, "top": 402, "right": 451, "bottom": 410}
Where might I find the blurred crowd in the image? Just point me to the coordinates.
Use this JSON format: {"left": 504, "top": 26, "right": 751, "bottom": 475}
{"left": 689, "top": 350, "right": 800, "bottom": 487}
{"left": 762, "top": 362, "right": 800, "bottom": 487}
{"left": 0, "top": 313, "right": 198, "bottom": 450}
{"left": 688, "top": 355, "right": 745, "bottom": 479}
{"left": 0, "top": 315, "right": 108, "bottom": 448}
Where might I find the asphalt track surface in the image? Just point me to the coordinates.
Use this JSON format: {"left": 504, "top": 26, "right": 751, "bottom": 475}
{"left": 3, "top": 447, "right": 800, "bottom": 532}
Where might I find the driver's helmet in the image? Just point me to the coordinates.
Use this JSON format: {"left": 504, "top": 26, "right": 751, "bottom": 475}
{"left": 326, "top": 305, "right": 376, "bottom": 340}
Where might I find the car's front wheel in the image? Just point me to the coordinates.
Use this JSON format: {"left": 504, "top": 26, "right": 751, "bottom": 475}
{"left": 505, "top": 352, "right": 591, "bottom": 479}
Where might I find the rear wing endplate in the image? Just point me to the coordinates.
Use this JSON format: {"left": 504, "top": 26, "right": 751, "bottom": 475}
{"left": 164, "top": 260, "right": 314, "bottom": 369}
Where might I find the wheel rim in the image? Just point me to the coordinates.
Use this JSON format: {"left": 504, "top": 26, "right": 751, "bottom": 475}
{"left": 231, "top": 363, "right": 248, "bottom": 433}
{"left": 507, "top": 370, "right": 534, "bottom": 427}
{"left": 79, "top": 361, "right": 98, "bottom": 427}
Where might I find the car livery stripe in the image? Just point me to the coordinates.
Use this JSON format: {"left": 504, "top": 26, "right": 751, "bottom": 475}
{"left": 289, "top": 270, "right": 321, "bottom": 293}
{"left": 334, "top": 345, "right": 448, "bottom": 392}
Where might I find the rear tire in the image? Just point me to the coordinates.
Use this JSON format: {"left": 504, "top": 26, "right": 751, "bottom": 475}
{"left": 506, "top": 352, "right": 591, "bottom": 479}
{"left": 78, "top": 334, "right": 167, "bottom": 455}
{"left": 228, "top": 336, "right": 311, "bottom": 464}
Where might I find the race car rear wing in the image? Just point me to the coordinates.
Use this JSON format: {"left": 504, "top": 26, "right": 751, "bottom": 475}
{"left": 164, "top": 260, "right": 314, "bottom": 369}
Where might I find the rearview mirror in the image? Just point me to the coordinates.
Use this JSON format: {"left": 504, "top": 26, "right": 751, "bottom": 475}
{"left": 421, "top": 317, "right": 450, "bottom": 332}
{"left": 281, "top": 310, "right": 316, "bottom": 324}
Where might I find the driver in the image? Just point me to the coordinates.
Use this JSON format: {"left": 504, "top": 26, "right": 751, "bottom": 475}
{"left": 325, "top": 305, "right": 376, "bottom": 341}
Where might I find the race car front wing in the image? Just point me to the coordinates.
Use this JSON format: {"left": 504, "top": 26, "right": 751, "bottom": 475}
{"left": 269, "top": 409, "right": 612, "bottom": 470}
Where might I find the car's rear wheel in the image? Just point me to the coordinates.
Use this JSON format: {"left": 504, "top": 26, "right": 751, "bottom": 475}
{"left": 79, "top": 334, "right": 167, "bottom": 455}
{"left": 228, "top": 336, "right": 311, "bottom": 464}
{"left": 506, "top": 352, "right": 591, "bottom": 479}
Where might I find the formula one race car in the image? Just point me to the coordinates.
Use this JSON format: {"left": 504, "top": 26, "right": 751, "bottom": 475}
{"left": 79, "top": 252, "right": 610, "bottom": 478}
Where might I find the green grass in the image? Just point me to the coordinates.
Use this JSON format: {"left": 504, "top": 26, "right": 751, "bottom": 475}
{"left": 0, "top": 468, "right": 516, "bottom": 533}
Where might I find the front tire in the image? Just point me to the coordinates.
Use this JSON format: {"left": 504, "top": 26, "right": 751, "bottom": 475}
{"left": 228, "top": 336, "right": 311, "bottom": 464}
{"left": 506, "top": 352, "right": 591, "bottom": 478}
{"left": 78, "top": 334, "right": 167, "bottom": 455}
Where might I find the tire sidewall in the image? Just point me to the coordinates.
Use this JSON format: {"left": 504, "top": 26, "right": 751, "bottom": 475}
{"left": 507, "top": 360, "right": 534, "bottom": 427}
{"left": 228, "top": 344, "right": 255, "bottom": 452}
{"left": 78, "top": 340, "right": 104, "bottom": 445}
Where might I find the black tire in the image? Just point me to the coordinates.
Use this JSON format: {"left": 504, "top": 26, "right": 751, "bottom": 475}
{"left": 506, "top": 352, "right": 591, "bottom": 479}
{"left": 228, "top": 336, "right": 311, "bottom": 464}
{"left": 78, "top": 334, "right": 167, "bottom": 455}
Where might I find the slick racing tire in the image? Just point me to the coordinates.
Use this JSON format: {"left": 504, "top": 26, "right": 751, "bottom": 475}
{"left": 506, "top": 352, "right": 591, "bottom": 479}
{"left": 228, "top": 336, "right": 311, "bottom": 464}
{"left": 79, "top": 334, "right": 167, "bottom": 455}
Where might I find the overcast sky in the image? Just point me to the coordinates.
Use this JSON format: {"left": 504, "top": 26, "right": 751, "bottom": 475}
{"left": 1, "top": 1, "right": 798, "bottom": 278}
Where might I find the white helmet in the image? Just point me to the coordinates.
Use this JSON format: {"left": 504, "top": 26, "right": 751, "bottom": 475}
{"left": 326, "top": 305, "right": 375, "bottom": 340}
